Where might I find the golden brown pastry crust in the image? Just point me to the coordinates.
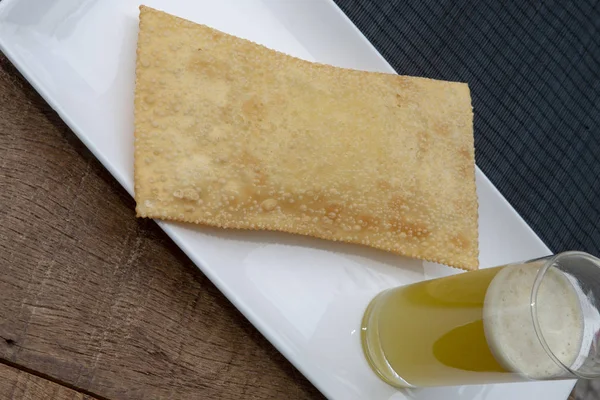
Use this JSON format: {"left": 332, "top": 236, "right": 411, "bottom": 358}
{"left": 134, "top": 5, "right": 479, "bottom": 270}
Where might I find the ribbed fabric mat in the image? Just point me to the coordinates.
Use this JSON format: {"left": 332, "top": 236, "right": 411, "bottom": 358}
{"left": 334, "top": 0, "right": 600, "bottom": 256}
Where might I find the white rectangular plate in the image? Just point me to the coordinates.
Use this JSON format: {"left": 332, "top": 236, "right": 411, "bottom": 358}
{"left": 0, "top": 1, "right": 576, "bottom": 399}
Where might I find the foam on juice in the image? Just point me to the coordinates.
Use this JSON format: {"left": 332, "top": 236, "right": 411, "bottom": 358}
{"left": 483, "top": 264, "right": 584, "bottom": 379}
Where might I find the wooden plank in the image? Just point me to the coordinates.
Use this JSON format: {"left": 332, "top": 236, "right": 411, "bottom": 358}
{"left": 0, "top": 54, "right": 323, "bottom": 399}
{"left": 0, "top": 363, "right": 97, "bottom": 400}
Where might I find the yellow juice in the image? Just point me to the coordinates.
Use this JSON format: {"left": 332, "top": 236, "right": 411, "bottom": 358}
{"left": 362, "top": 267, "right": 515, "bottom": 387}
{"left": 362, "top": 263, "right": 585, "bottom": 387}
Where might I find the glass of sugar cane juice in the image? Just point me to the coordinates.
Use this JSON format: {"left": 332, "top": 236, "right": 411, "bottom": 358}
{"left": 361, "top": 251, "right": 600, "bottom": 387}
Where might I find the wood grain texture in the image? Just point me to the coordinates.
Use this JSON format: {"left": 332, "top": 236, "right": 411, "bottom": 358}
{"left": 0, "top": 53, "right": 322, "bottom": 400}
{"left": 0, "top": 363, "right": 97, "bottom": 400}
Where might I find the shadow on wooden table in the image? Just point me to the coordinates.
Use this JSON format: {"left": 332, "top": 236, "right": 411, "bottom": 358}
{"left": 573, "top": 379, "right": 600, "bottom": 400}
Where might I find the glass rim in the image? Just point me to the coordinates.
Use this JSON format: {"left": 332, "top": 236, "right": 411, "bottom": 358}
{"left": 530, "top": 250, "right": 600, "bottom": 380}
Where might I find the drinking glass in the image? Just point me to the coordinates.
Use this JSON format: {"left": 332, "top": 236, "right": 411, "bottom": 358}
{"left": 361, "top": 251, "right": 600, "bottom": 387}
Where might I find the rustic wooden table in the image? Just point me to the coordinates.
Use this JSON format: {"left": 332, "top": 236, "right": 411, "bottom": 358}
{"left": 0, "top": 53, "right": 323, "bottom": 399}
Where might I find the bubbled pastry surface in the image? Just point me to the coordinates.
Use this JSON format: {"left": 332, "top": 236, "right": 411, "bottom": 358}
{"left": 134, "top": 6, "right": 479, "bottom": 270}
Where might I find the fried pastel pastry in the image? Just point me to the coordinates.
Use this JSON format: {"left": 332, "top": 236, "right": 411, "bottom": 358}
{"left": 134, "top": 6, "right": 478, "bottom": 270}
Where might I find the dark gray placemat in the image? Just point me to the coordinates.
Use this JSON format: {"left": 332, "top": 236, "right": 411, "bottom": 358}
{"left": 334, "top": 0, "right": 600, "bottom": 256}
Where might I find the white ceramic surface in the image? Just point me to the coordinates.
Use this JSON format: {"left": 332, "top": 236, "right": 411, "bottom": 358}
{"left": 0, "top": 0, "right": 576, "bottom": 399}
